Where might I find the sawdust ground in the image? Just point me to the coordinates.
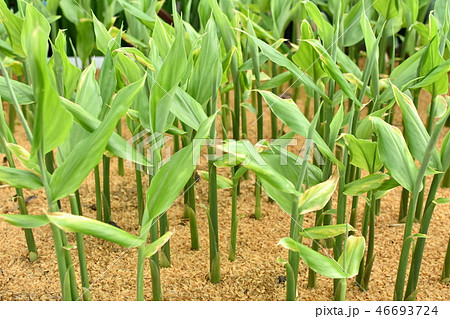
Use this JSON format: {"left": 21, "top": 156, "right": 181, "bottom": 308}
{"left": 0, "top": 86, "right": 449, "bottom": 301}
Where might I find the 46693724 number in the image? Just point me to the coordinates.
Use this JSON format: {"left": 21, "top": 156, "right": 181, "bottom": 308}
{"left": 375, "top": 306, "right": 438, "bottom": 316}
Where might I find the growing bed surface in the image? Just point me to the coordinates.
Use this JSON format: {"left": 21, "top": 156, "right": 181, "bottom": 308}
{"left": 1, "top": 91, "right": 449, "bottom": 301}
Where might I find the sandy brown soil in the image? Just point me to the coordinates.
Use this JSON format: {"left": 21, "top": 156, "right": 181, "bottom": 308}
{"left": 0, "top": 87, "right": 449, "bottom": 301}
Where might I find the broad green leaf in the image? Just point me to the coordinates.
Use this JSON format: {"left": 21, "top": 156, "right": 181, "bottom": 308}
{"left": 370, "top": 117, "right": 419, "bottom": 192}
{"left": 300, "top": 224, "right": 355, "bottom": 240}
{"left": 76, "top": 20, "right": 95, "bottom": 65}
{"left": 59, "top": 98, "right": 148, "bottom": 166}
{"left": 0, "top": 76, "right": 35, "bottom": 105}
{"left": 441, "top": 130, "right": 450, "bottom": 170}
{"left": 298, "top": 172, "right": 339, "bottom": 214}
{"left": 144, "top": 231, "right": 174, "bottom": 258}
{"left": 249, "top": 35, "right": 330, "bottom": 102}
{"left": 379, "top": 47, "right": 425, "bottom": 103}
{"left": 52, "top": 30, "right": 81, "bottom": 99}
{"left": 259, "top": 90, "right": 343, "bottom": 171}
{"left": 142, "top": 115, "right": 216, "bottom": 231}
{"left": 22, "top": 5, "right": 73, "bottom": 157}
{"left": 98, "top": 49, "right": 117, "bottom": 106}
{"left": 278, "top": 237, "right": 349, "bottom": 279}
{"left": 7, "top": 143, "right": 40, "bottom": 174}
{"left": 417, "top": 29, "right": 447, "bottom": 94}
{"left": 218, "top": 139, "right": 299, "bottom": 195}
{"left": 115, "top": 47, "right": 155, "bottom": 71}
{"left": 188, "top": 18, "right": 222, "bottom": 106}
{"left": 213, "top": 154, "right": 245, "bottom": 167}
{"left": 343, "top": 173, "right": 390, "bottom": 196}
{"left": 0, "top": 166, "right": 43, "bottom": 190}
{"left": 198, "top": 170, "right": 232, "bottom": 189}
{"left": 0, "top": 0, "right": 24, "bottom": 56}
{"left": 355, "top": 104, "right": 393, "bottom": 139}
{"left": 92, "top": 13, "right": 120, "bottom": 55}
{"left": 0, "top": 214, "right": 49, "bottom": 228}
{"left": 76, "top": 61, "right": 102, "bottom": 117}
{"left": 47, "top": 213, "right": 144, "bottom": 248}
{"left": 304, "top": 39, "right": 360, "bottom": 106}
{"left": 392, "top": 84, "right": 441, "bottom": 170}
{"left": 343, "top": 135, "right": 383, "bottom": 173}
{"left": 338, "top": 236, "right": 366, "bottom": 277}
{"left": 373, "top": 0, "right": 399, "bottom": 20}
{"left": 149, "top": 17, "right": 187, "bottom": 133}
{"left": 292, "top": 21, "right": 326, "bottom": 80}
{"left": 259, "top": 71, "right": 292, "bottom": 90}
{"left": 374, "top": 178, "right": 400, "bottom": 199}
{"left": 50, "top": 78, "right": 145, "bottom": 201}
{"left": 170, "top": 88, "right": 208, "bottom": 131}
{"left": 434, "top": 198, "right": 450, "bottom": 205}
{"left": 410, "top": 58, "right": 450, "bottom": 92}
{"left": 304, "top": 1, "right": 333, "bottom": 48}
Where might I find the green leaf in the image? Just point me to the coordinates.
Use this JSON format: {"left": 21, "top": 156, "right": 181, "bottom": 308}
{"left": 373, "top": 0, "right": 399, "bottom": 20}
{"left": 278, "top": 237, "right": 349, "bottom": 279}
{"left": 141, "top": 115, "right": 216, "bottom": 231}
{"left": 149, "top": 14, "right": 187, "bottom": 133}
{"left": 188, "top": 19, "right": 222, "bottom": 106}
{"left": 22, "top": 5, "right": 73, "bottom": 157}
{"left": 392, "top": 84, "right": 442, "bottom": 170}
{"left": 59, "top": 98, "right": 148, "bottom": 166}
{"left": 441, "top": 130, "right": 450, "bottom": 170}
{"left": 0, "top": 214, "right": 49, "bottom": 228}
{"left": 434, "top": 198, "right": 450, "bottom": 205}
{"left": 343, "top": 134, "right": 383, "bottom": 173}
{"left": 370, "top": 117, "right": 419, "bottom": 192}
{"left": 198, "top": 170, "right": 232, "bottom": 189}
{"left": 343, "top": 173, "right": 390, "bottom": 196}
{"left": 0, "top": 0, "right": 24, "bottom": 56}
{"left": 303, "top": 1, "right": 333, "bottom": 48}
{"left": 304, "top": 39, "right": 360, "bottom": 106}
{"left": 0, "top": 166, "right": 43, "bottom": 190}
{"left": 298, "top": 172, "right": 339, "bottom": 214}
{"left": 50, "top": 77, "right": 145, "bottom": 201}
{"left": 249, "top": 35, "right": 331, "bottom": 102}
{"left": 219, "top": 139, "right": 299, "bottom": 196}
{"left": 259, "top": 71, "right": 292, "bottom": 90}
{"left": 47, "top": 213, "right": 144, "bottom": 248}
{"left": 259, "top": 90, "right": 343, "bottom": 171}
{"left": 7, "top": 143, "right": 40, "bottom": 174}
{"left": 144, "top": 231, "right": 174, "bottom": 258}
{"left": 0, "top": 77, "right": 35, "bottom": 105}
{"left": 52, "top": 30, "right": 81, "bottom": 99}
{"left": 338, "top": 236, "right": 366, "bottom": 278}
{"left": 410, "top": 59, "right": 450, "bottom": 93}
{"left": 300, "top": 224, "right": 355, "bottom": 240}
{"left": 170, "top": 88, "right": 208, "bottom": 131}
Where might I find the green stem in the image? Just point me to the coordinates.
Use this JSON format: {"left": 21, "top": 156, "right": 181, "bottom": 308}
{"left": 116, "top": 120, "right": 124, "bottom": 176}
{"left": 399, "top": 188, "right": 409, "bottom": 222}
{"left": 37, "top": 149, "right": 72, "bottom": 300}
{"left": 102, "top": 156, "right": 111, "bottom": 223}
{"left": 159, "top": 213, "right": 171, "bottom": 267}
{"left": 270, "top": 62, "right": 278, "bottom": 140}
{"left": 229, "top": 180, "right": 238, "bottom": 261}
{"left": 442, "top": 235, "right": 450, "bottom": 283}
{"left": 187, "top": 174, "right": 199, "bottom": 250}
{"left": 394, "top": 110, "right": 450, "bottom": 300}
{"left": 94, "top": 166, "right": 103, "bottom": 221}
{"left": 361, "top": 191, "right": 376, "bottom": 290}
{"left": 405, "top": 174, "right": 443, "bottom": 299}
{"left": 443, "top": 168, "right": 450, "bottom": 188}
{"left": 207, "top": 96, "right": 220, "bottom": 282}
